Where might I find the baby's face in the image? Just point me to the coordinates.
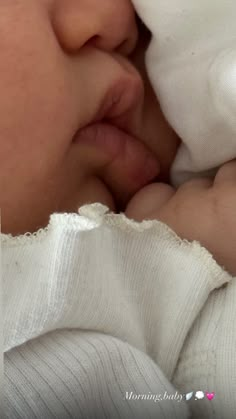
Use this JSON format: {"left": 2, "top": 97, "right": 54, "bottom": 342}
{"left": 0, "top": 0, "right": 179, "bottom": 234}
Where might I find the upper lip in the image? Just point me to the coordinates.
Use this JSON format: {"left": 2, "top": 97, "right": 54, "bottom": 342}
{"left": 93, "top": 70, "right": 144, "bottom": 139}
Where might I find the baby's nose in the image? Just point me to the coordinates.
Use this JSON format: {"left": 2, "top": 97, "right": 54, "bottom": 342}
{"left": 52, "top": 0, "right": 138, "bottom": 56}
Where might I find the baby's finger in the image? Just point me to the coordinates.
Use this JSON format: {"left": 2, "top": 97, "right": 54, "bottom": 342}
{"left": 125, "top": 183, "right": 175, "bottom": 221}
{"left": 100, "top": 134, "right": 160, "bottom": 210}
{"left": 74, "top": 124, "right": 160, "bottom": 210}
{"left": 177, "top": 177, "right": 213, "bottom": 193}
{"left": 214, "top": 160, "right": 236, "bottom": 187}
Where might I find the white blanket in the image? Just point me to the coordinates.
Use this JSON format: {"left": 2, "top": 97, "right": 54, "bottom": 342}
{"left": 132, "top": 0, "right": 236, "bottom": 185}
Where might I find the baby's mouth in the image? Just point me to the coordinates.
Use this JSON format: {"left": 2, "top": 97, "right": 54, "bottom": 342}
{"left": 72, "top": 72, "right": 160, "bottom": 186}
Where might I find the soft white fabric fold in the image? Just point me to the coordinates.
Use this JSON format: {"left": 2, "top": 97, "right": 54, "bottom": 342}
{"left": 3, "top": 204, "right": 234, "bottom": 418}
{"left": 132, "top": 0, "right": 236, "bottom": 185}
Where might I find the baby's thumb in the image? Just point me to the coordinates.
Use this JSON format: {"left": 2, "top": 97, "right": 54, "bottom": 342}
{"left": 77, "top": 126, "right": 160, "bottom": 211}
{"left": 100, "top": 134, "right": 160, "bottom": 210}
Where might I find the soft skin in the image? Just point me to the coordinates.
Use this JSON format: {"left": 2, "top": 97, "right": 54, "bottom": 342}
{"left": 126, "top": 160, "right": 236, "bottom": 276}
{"left": 0, "top": 0, "right": 178, "bottom": 235}
{"left": 1, "top": 1, "right": 235, "bottom": 277}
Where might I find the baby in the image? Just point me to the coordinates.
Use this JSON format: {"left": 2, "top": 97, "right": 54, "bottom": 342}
{"left": 2, "top": 1, "right": 236, "bottom": 419}
{"left": 0, "top": 0, "right": 179, "bottom": 236}
{"left": 2, "top": 1, "right": 236, "bottom": 276}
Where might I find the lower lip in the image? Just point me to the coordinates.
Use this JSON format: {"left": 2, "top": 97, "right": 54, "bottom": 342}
{"left": 73, "top": 122, "right": 131, "bottom": 156}
{"left": 73, "top": 122, "right": 160, "bottom": 183}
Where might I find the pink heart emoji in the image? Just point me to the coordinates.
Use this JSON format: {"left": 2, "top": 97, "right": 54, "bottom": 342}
{"left": 206, "top": 392, "right": 215, "bottom": 400}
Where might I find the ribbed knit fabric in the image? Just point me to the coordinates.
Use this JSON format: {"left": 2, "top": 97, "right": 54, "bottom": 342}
{"left": 132, "top": 0, "right": 236, "bottom": 185}
{"left": 173, "top": 279, "right": 236, "bottom": 419}
{"left": 3, "top": 204, "right": 234, "bottom": 418}
{"left": 5, "top": 331, "right": 187, "bottom": 419}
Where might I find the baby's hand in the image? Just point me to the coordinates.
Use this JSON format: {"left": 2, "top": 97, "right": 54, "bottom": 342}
{"left": 125, "top": 161, "right": 236, "bottom": 275}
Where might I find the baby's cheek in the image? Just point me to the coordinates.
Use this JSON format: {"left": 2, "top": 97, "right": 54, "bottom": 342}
{"left": 0, "top": 1, "right": 74, "bottom": 169}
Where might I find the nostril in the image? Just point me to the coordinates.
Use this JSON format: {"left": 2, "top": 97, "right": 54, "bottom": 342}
{"left": 85, "top": 36, "right": 135, "bottom": 56}
{"left": 86, "top": 35, "right": 121, "bottom": 53}
{"left": 116, "top": 40, "right": 129, "bottom": 55}
{"left": 116, "top": 31, "right": 138, "bottom": 57}
{"left": 85, "top": 35, "right": 101, "bottom": 49}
